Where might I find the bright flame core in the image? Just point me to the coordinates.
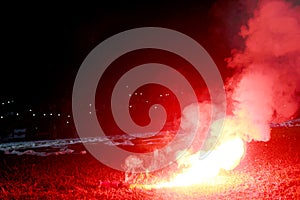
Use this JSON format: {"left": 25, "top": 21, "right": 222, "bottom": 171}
{"left": 137, "top": 137, "right": 245, "bottom": 189}
{"left": 158, "top": 137, "right": 244, "bottom": 188}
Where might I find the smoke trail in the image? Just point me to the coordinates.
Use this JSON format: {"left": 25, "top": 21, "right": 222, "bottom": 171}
{"left": 122, "top": 1, "right": 300, "bottom": 181}
{"left": 225, "top": 0, "right": 300, "bottom": 142}
{"left": 171, "top": 0, "right": 300, "bottom": 177}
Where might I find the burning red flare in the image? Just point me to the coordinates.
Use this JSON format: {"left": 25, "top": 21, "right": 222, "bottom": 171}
{"left": 130, "top": 0, "right": 300, "bottom": 190}
{"left": 132, "top": 116, "right": 247, "bottom": 189}
{"left": 151, "top": 137, "right": 245, "bottom": 188}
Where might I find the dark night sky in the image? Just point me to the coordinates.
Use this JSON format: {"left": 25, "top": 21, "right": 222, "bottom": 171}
{"left": 1, "top": 1, "right": 233, "bottom": 106}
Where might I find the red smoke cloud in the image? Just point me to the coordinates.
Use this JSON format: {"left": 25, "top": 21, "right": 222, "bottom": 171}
{"left": 226, "top": 0, "right": 300, "bottom": 141}
{"left": 124, "top": 0, "right": 300, "bottom": 176}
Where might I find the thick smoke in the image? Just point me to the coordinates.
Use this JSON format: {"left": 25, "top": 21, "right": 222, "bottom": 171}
{"left": 161, "top": 0, "right": 300, "bottom": 157}
{"left": 187, "top": 0, "right": 300, "bottom": 149}
{"left": 225, "top": 0, "right": 300, "bottom": 141}
{"left": 124, "top": 0, "right": 300, "bottom": 177}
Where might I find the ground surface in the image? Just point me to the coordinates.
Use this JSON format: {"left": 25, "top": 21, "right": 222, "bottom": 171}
{"left": 0, "top": 126, "right": 299, "bottom": 199}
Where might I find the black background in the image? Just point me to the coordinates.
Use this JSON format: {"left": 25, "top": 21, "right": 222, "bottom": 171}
{"left": 1, "top": 1, "right": 236, "bottom": 106}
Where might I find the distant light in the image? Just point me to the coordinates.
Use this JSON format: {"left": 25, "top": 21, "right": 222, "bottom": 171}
{"left": 16, "top": 113, "right": 19, "bottom": 116}
{"left": 0, "top": 116, "right": 3, "bottom": 119}
{"left": 43, "top": 113, "right": 46, "bottom": 116}
{"left": 165, "top": 93, "right": 169, "bottom": 96}
{"left": 1, "top": 103, "right": 4, "bottom": 105}
{"left": 129, "top": 105, "right": 133, "bottom": 108}
{"left": 89, "top": 103, "right": 92, "bottom": 107}
{"left": 50, "top": 113, "right": 53, "bottom": 116}
{"left": 145, "top": 100, "right": 149, "bottom": 103}
{"left": 66, "top": 121, "right": 69, "bottom": 124}
{"left": 159, "top": 94, "right": 163, "bottom": 97}
{"left": 89, "top": 111, "right": 92, "bottom": 115}
{"left": 29, "top": 109, "right": 32, "bottom": 112}
{"left": 11, "top": 100, "right": 14, "bottom": 103}
{"left": 154, "top": 106, "right": 158, "bottom": 109}
{"left": 33, "top": 113, "right": 36, "bottom": 117}
{"left": 57, "top": 113, "right": 61, "bottom": 117}
{"left": 7, "top": 101, "right": 10, "bottom": 104}
{"left": 67, "top": 115, "right": 71, "bottom": 118}
{"left": 140, "top": 92, "right": 143, "bottom": 95}
{"left": 129, "top": 94, "right": 132, "bottom": 97}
